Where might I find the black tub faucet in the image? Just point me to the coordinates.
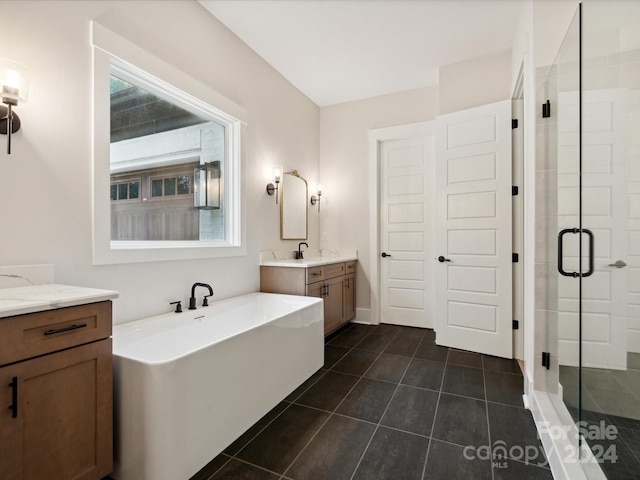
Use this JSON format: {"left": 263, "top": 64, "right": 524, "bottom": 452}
{"left": 189, "top": 283, "right": 214, "bottom": 310}
{"left": 296, "top": 242, "right": 309, "bottom": 259}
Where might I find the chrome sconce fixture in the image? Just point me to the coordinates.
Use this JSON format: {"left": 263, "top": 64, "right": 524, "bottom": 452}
{"left": 0, "top": 60, "right": 29, "bottom": 155}
{"left": 194, "top": 161, "right": 221, "bottom": 210}
{"left": 266, "top": 167, "right": 282, "bottom": 204}
{"left": 310, "top": 184, "right": 323, "bottom": 212}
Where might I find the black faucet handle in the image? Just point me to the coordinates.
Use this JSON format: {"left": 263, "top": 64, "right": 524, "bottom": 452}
{"left": 203, "top": 294, "right": 213, "bottom": 307}
{"left": 170, "top": 301, "right": 183, "bottom": 313}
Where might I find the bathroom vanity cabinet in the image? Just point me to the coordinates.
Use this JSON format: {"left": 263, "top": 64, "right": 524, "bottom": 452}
{"left": 0, "top": 301, "right": 113, "bottom": 480}
{"left": 261, "top": 260, "right": 356, "bottom": 335}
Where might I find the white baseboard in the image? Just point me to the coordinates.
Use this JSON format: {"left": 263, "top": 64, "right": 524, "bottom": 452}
{"left": 627, "top": 330, "right": 640, "bottom": 353}
{"left": 529, "top": 379, "right": 606, "bottom": 480}
{"left": 352, "top": 308, "right": 373, "bottom": 325}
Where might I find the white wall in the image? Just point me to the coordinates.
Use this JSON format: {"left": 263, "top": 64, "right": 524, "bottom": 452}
{"left": 0, "top": 0, "right": 319, "bottom": 324}
{"left": 439, "top": 49, "right": 513, "bottom": 115}
{"left": 533, "top": 0, "right": 581, "bottom": 69}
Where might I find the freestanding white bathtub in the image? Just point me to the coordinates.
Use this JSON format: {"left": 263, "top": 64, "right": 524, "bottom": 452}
{"left": 111, "top": 292, "right": 324, "bottom": 480}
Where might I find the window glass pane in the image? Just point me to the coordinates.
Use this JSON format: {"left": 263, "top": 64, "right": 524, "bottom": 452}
{"left": 177, "top": 176, "right": 190, "bottom": 195}
{"left": 110, "top": 184, "right": 117, "bottom": 201}
{"left": 129, "top": 181, "right": 139, "bottom": 199}
{"left": 151, "top": 179, "right": 163, "bottom": 197}
{"left": 118, "top": 183, "right": 129, "bottom": 200}
{"left": 108, "top": 69, "right": 232, "bottom": 244}
{"left": 164, "top": 177, "right": 176, "bottom": 196}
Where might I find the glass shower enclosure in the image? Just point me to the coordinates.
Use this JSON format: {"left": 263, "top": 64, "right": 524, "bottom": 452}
{"left": 542, "top": 1, "right": 640, "bottom": 478}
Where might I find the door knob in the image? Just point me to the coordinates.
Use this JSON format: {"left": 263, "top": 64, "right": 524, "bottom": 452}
{"left": 381, "top": 252, "right": 392, "bottom": 258}
{"left": 608, "top": 260, "right": 627, "bottom": 268}
{"left": 437, "top": 256, "right": 451, "bottom": 263}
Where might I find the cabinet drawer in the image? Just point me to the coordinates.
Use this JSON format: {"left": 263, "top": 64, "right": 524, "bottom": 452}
{"left": 306, "top": 266, "right": 325, "bottom": 284}
{"left": 345, "top": 261, "right": 356, "bottom": 274}
{"left": 0, "top": 302, "right": 112, "bottom": 366}
{"left": 324, "top": 262, "right": 346, "bottom": 280}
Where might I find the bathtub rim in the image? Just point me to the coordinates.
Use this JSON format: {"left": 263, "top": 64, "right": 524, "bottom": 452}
{"left": 112, "top": 291, "right": 324, "bottom": 366}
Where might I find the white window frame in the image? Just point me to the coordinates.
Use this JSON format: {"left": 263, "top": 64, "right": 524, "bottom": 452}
{"left": 91, "top": 21, "right": 247, "bottom": 264}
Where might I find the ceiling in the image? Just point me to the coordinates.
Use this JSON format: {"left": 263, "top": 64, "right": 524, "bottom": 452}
{"left": 199, "top": 0, "right": 523, "bottom": 107}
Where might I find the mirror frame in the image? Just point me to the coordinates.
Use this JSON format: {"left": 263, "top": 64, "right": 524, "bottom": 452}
{"left": 280, "top": 170, "right": 308, "bottom": 240}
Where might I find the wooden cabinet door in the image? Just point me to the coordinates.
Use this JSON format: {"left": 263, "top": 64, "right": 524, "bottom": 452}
{"left": 343, "top": 273, "right": 356, "bottom": 322}
{"left": 306, "top": 281, "right": 324, "bottom": 299}
{"left": 0, "top": 339, "right": 113, "bottom": 480}
{"left": 324, "top": 277, "right": 345, "bottom": 335}
{"left": 307, "top": 278, "right": 345, "bottom": 335}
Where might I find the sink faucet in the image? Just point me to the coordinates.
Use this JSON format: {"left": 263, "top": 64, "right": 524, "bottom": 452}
{"left": 296, "top": 242, "right": 309, "bottom": 260}
{"left": 189, "top": 283, "right": 214, "bottom": 310}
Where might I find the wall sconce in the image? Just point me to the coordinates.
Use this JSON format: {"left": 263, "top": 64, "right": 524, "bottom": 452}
{"left": 0, "top": 59, "right": 29, "bottom": 155}
{"left": 310, "top": 184, "right": 323, "bottom": 212}
{"left": 194, "top": 161, "right": 221, "bottom": 210}
{"left": 266, "top": 167, "right": 282, "bottom": 204}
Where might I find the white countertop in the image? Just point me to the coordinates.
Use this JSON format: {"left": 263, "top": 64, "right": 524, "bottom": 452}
{"left": 260, "top": 250, "right": 357, "bottom": 268}
{"left": 0, "top": 284, "right": 119, "bottom": 318}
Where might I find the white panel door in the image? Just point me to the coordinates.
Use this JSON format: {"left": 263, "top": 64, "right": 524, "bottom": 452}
{"left": 435, "top": 100, "right": 512, "bottom": 358}
{"left": 557, "top": 90, "right": 628, "bottom": 369}
{"left": 380, "top": 133, "right": 435, "bottom": 327}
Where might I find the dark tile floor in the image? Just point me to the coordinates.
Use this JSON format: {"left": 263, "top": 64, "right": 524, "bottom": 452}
{"left": 191, "top": 323, "right": 552, "bottom": 480}
{"left": 560, "top": 354, "right": 640, "bottom": 420}
{"left": 560, "top": 355, "right": 640, "bottom": 480}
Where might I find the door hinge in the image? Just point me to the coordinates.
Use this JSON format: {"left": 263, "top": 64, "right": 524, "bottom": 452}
{"left": 512, "top": 186, "right": 519, "bottom": 196}
{"left": 542, "top": 100, "right": 551, "bottom": 118}
{"left": 542, "top": 352, "right": 551, "bottom": 370}
{"left": 512, "top": 119, "right": 518, "bottom": 129}
{"left": 512, "top": 253, "right": 519, "bottom": 263}
{"left": 513, "top": 319, "right": 519, "bottom": 330}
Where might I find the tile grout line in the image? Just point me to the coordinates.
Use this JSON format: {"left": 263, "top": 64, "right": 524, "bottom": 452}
{"left": 207, "top": 326, "right": 425, "bottom": 480}
{"left": 202, "top": 454, "right": 232, "bottom": 480}
{"left": 280, "top": 325, "right": 394, "bottom": 480}
{"left": 225, "top": 401, "right": 294, "bottom": 459}
{"left": 222, "top": 324, "right": 371, "bottom": 480}
{"left": 482, "top": 355, "right": 496, "bottom": 480}
{"left": 285, "top": 369, "right": 329, "bottom": 403}
{"left": 207, "top": 454, "right": 290, "bottom": 479}
{"left": 347, "top": 330, "right": 426, "bottom": 480}
{"left": 420, "top": 347, "right": 450, "bottom": 480}
{"left": 279, "top": 409, "right": 334, "bottom": 480}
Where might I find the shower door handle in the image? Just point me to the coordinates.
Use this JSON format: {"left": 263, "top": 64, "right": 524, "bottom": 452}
{"left": 557, "top": 228, "right": 594, "bottom": 278}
